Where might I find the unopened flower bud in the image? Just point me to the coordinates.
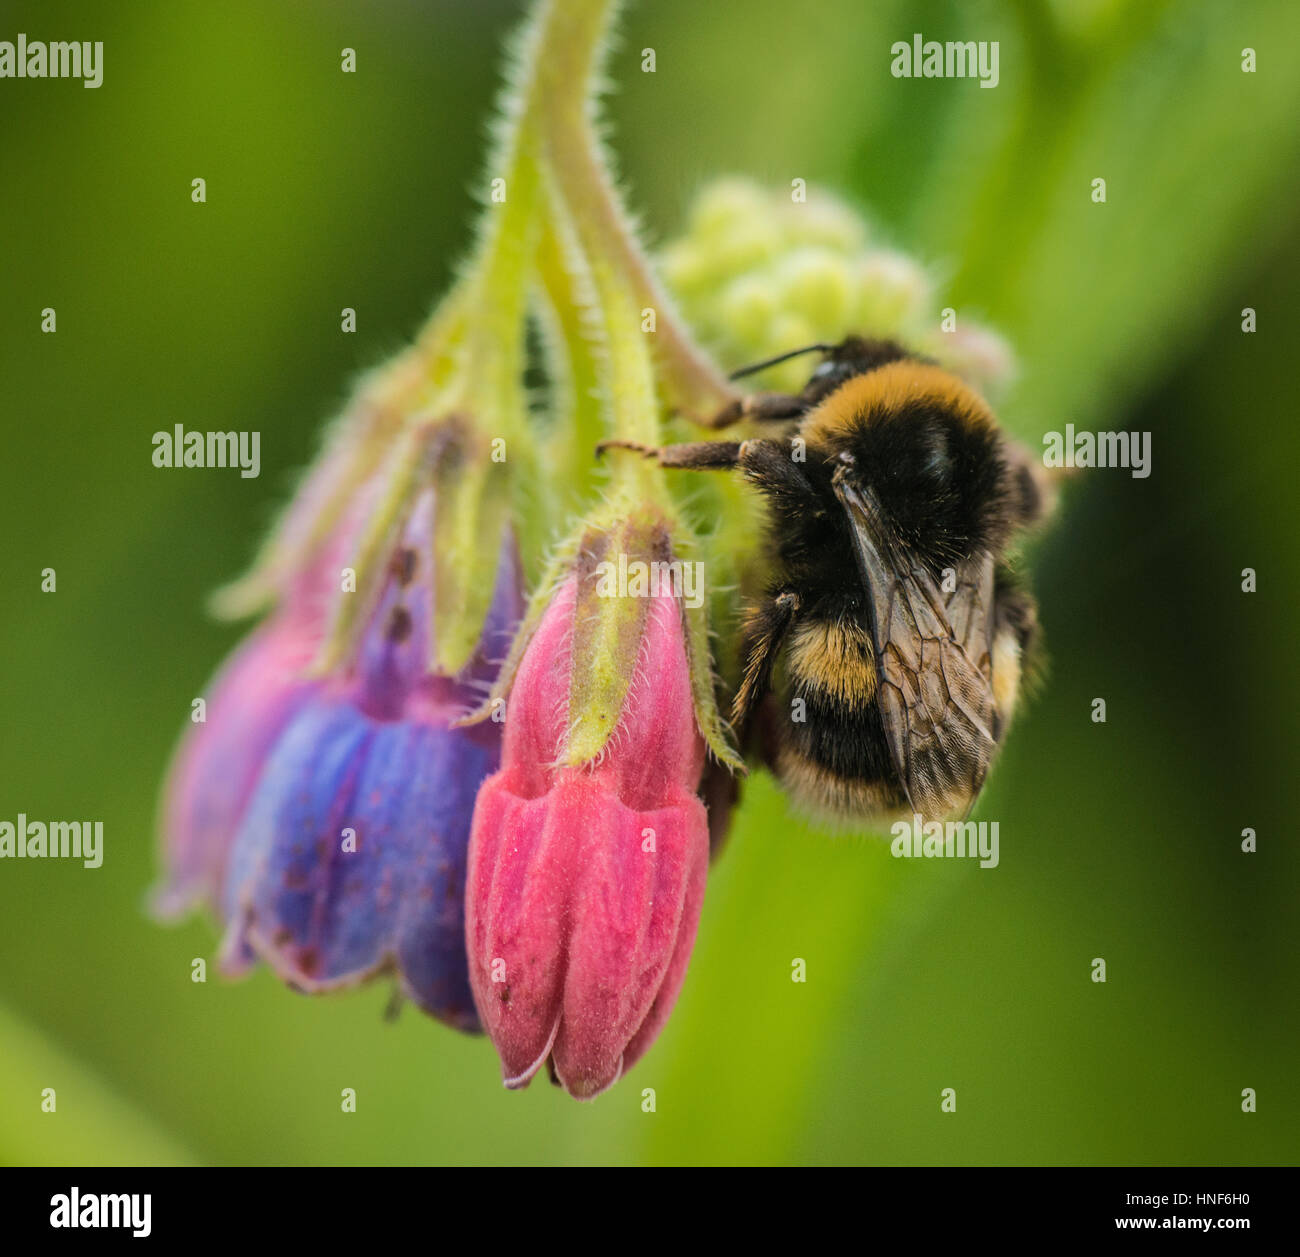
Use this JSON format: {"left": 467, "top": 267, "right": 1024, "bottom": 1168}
{"left": 465, "top": 517, "right": 720, "bottom": 1097}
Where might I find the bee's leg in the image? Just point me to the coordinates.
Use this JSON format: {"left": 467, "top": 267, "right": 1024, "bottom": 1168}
{"left": 733, "top": 590, "right": 801, "bottom": 730}
{"left": 696, "top": 392, "right": 808, "bottom": 430}
{"left": 733, "top": 437, "right": 822, "bottom": 519}
{"left": 596, "top": 435, "right": 814, "bottom": 478}
{"left": 596, "top": 439, "right": 744, "bottom": 469}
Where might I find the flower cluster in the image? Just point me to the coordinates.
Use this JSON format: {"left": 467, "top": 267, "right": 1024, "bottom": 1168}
{"left": 154, "top": 0, "right": 1013, "bottom": 1100}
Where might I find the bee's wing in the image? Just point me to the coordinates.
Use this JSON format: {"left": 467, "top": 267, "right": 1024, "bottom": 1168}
{"left": 833, "top": 474, "right": 997, "bottom": 821}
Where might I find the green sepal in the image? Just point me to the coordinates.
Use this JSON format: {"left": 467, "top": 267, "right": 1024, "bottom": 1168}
{"left": 430, "top": 422, "right": 513, "bottom": 676}
{"left": 681, "top": 572, "right": 747, "bottom": 776}
{"left": 560, "top": 513, "right": 663, "bottom": 767}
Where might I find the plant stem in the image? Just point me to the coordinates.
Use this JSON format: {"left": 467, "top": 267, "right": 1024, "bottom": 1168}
{"left": 535, "top": 179, "right": 605, "bottom": 501}
{"left": 530, "top": 0, "right": 737, "bottom": 418}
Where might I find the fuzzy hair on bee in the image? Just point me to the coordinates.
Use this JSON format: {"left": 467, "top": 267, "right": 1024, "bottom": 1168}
{"left": 597, "top": 336, "right": 1050, "bottom": 825}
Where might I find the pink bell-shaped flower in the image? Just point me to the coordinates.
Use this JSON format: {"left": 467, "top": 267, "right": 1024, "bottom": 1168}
{"left": 466, "top": 560, "right": 711, "bottom": 1099}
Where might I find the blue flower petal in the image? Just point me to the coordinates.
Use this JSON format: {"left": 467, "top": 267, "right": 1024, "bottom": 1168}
{"left": 221, "top": 695, "right": 496, "bottom": 1029}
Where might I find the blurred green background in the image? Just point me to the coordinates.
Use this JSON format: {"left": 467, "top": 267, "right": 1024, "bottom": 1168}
{"left": 1, "top": 0, "right": 1297, "bottom": 1166}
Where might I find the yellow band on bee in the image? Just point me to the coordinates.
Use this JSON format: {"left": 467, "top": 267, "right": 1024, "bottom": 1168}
{"left": 787, "top": 618, "right": 877, "bottom": 704}
{"left": 802, "top": 361, "right": 995, "bottom": 449}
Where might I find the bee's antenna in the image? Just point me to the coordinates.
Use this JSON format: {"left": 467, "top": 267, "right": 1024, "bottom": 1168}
{"left": 727, "top": 343, "right": 834, "bottom": 381}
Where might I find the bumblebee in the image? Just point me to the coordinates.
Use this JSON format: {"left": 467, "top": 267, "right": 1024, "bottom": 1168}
{"left": 601, "top": 337, "right": 1049, "bottom": 824}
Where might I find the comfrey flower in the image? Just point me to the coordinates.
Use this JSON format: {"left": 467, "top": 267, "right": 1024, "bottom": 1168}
{"left": 464, "top": 512, "right": 735, "bottom": 1097}
{"left": 155, "top": 412, "right": 525, "bottom": 1028}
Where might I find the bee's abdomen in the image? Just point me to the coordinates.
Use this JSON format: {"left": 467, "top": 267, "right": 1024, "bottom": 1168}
{"left": 774, "top": 615, "right": 905, "bottom": 820}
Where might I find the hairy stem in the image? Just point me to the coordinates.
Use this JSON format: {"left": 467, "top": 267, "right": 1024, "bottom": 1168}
{"left": 531, "top": 0, "right": 736, "bottom": 418}
{"left": 535, "top": 177, "right": 605, "bottom": 502}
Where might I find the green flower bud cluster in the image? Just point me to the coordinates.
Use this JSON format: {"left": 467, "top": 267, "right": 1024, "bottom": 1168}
{"left": 661, "top": 177, "right": 1014, "bottom": 397}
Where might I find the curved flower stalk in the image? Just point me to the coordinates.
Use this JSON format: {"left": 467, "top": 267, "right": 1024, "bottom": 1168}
{"left": 528, "top": 1, "right": 737, "bottom": 422}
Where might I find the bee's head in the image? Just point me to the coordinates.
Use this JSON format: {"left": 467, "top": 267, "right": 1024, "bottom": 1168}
{"left": 805, "top": 360, "right": 1017, "bottom": 573}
